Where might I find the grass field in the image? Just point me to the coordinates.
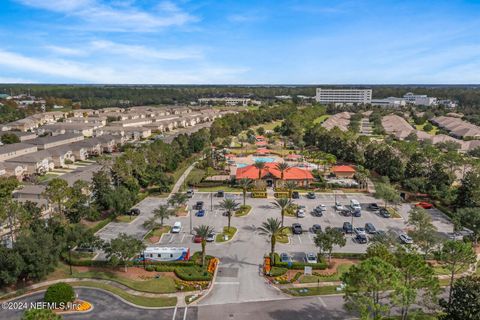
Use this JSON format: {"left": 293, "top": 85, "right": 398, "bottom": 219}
{"left": 275, "top": 228, "right": 292, "bottom": 244}
{"left": 115, "top": 215, "right": 137, "bottom": 223}
{"left": 415, "top": 123, "right": 439, "bottom": 135}
{"left": 216, "top": 226, "right": 237, "bottom": 242}
{"left": 72, "top": 270, "right": 177, "bottom": 293}
{"left": 313, "top": 114, "right": 330, "bottom": 124}
{"left": 299, "top": 264, "right": 352, "bottom": 283}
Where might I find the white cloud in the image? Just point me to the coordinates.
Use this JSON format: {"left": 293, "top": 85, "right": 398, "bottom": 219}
{"left": 16, "top": 0, "right": 197, "bottom": 32}
{"left": 0, "top": 49, "right": 248, "bottom": 84}
{"left": 44, "top": 45, "right": 87, "bottom": 57}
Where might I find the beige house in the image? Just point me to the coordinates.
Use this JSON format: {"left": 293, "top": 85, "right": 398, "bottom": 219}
{"left": 110, "top": 118, "right": 152, "bottom": 127}
{"left": 39, "top": 123, "right": 98, "bottom": 137}
{"left": 26, "top": 133, "right": 84, "bottom": 150}
{"left": 5, "top": 150, "right": 54, "bottom": 175}
{"left": 3, "top": 162, "right": 28, "bottom": 180}
{"left": 70, "top": 144, "right": 89, "bottom": 161}
{"left": 46, "top": 145, "right": 75, "bottom": 167}
{"left": 1, "top": 118, "right": 39, "bottom": 132}
{"left": 0, "top": 143, "right": 38, "bottom": 161}
{"left": 73, "top": 139, "right": 103, "bottom": 156}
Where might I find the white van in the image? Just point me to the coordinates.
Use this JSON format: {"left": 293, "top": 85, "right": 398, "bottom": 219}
{"left": 171, "top": 221, "right": 182, "bottom": 233}
{"left": 350, "top": 199, "right": 361, "bottom": 210}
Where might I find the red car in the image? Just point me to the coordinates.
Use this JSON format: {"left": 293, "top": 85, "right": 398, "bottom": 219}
{"left": 415, "top": 202, "right": 433, "bottom": 209}
{"left": 193, "top": 235, "right": 203, "bottom": 243}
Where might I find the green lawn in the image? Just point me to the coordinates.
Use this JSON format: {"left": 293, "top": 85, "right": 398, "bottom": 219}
{"left": 313, "top": 114, "right": 330, "bottom": 124}
{"left": 235, "top": 205, "right": 252, "bottom": 217}
{"left": 276, "top": 228, "right": 292, "bottom": 244}
{"left": 299, "top": 264, "right": 352, "bottom": 283}
{"left": 415, "top": 123, "right": 439, "bottom": 135}
{"left": 72, "top": 270, "right": 178, "bottom": 293}
{"left": 216, "top": 226, "right": 237, "bottom": 243}
{"left": 196, "top": 186, "right": 242, "bottom": 192}
{"left": 387, "top": 207, "right": 402, "bottom": 218}
{"left": 145, "top": 226, "right": 171, "bottom": 241}
{"left": 69, "top": 281, "right": 177, "bottom": 307}
{"left": 284, "top": 285, "right": 339, "bottom": 296}
{"left": 115, "top": 215, "right": 137, "bottom": 223}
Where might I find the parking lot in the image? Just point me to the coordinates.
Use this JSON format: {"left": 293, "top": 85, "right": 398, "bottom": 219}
{"left": 154, "top": 191, "right": 455, "bottom": 257}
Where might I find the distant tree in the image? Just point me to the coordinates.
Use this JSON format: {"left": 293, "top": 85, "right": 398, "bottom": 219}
{"left": 44, "top": 178, "right": 70, "bottom": 218}
{"left": 104, "top": 233, "right": 145, "bottom": 272}
{"left": 454, "top": 207, "right": 480, "bottom": 245}
{"left": 423, "top": 123, "right": 433, "bottom": 132}
{"left": 168, "top": 193, "right": 188, "bottom": 208}
{"left": 314, "top": 227, "right": 346, "bottom": 263}
{"left": 219, "top": 198, "right": 239, "bottom": 230}
{"left": 256, "top": 127, "right": 266, "bottom": 136}
{"left": 375, "top": 181, "right": 401, "bottom": 209}
{"left": 0, "top": 133, "right": 20, "bottom": 144}
{"left": 284, "top": 181, "right": 297, "bottom": 199}
{"left": 271, "top": 198, "right": 292, "bottom": 227}
{"left": 438, "top": 240, "right": 477, "bottom": 304}
{"left": 257, "top": 218, "right": 286, "bottom": 262}
{"left": 237, "top": 178, "right": 253, "bottom": 206}
{"left": 440, "top": 276, "right": 480, "bottom": 320}
{"left": 0, "top": 246, "right": 24, "bottom": 286}
{"left": 408, "top": 207, "right": 439, "bottom": 257}
{"left": 342, "top": 257, "right": 400, "bottom": 320}
{"left": 455, "top": 169, "right": 480, "bottom": 208}
{"left": 91, "top": 170, "right": 113, "bottom": 211}
{"left": 275, "top": 162, "right": 290, "bottom": 180}
{"left": 194, "top": 225, "right": 215, "bottom": 266}
{"left": 365, "top": 242, "right": 394, "bottom": 264}
{"left": 106, "top": 186, "right": 136, "bottom": 218}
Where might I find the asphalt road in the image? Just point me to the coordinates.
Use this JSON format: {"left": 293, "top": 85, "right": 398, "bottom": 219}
{"left": 1, "top": 287, "right": 355, "bottom": 320}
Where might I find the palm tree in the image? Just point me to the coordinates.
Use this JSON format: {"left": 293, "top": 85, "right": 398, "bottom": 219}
{"left": 193, "top": 225, "right": 215, "bottom": 266}
{"left": 237, "top": 178, "right": 253, "bottom": 206}
{"left": 272, "top": 198, "right": 292, "bottom": 227}
{"left": 258, "top": 218, "right": 286, "bottom": 262}
{"left": 153, "top": 204, "right": 175, "bottom": 226}
{"left": 168, "top": 193, "right": 188, "bottom": 208}
{"left": 219, "top": 198, "right": 239, "bottom": 231}
{"left": 284, "top": 181, "right": 297, "bottom": 199}
{"left": 275, "top": 162, "right": 290, "bottom": 180}
{"left": 253, "top": 161, "right": 266, "bottom": 180}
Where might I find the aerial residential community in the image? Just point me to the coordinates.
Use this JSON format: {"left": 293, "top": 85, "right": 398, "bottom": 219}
{"left": 1, "top": 1, "right": 480, "bottom": 320}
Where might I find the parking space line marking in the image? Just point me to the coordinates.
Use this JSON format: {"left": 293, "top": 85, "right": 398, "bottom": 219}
{"left": 317, "top": 297, "right": 327, "bottom": 308}
{"left": 172, "top": 306, "right": 177, "bottom": 320}
{"left": 168, "top": 234, "right": 175, "bottom": 244}
{"left": 181, "top": 234, "right": 186, "bottom": 243}
{"left": 297, "top": 234, "right": 302, "bottom": 244}
{"left": 214, "top": 281, "right": 240, "bottom": 285}
{"left": 183, "top": 307, "right": 188, "bottom": 320}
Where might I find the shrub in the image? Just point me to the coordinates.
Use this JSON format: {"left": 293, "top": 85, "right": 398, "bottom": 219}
{"left": 155, "top": 265, "right": 177, "bottom": 272}
{"left": 174, "top": 266, "right": 213, "bottom": 281}
{"left": 291, "top": 272, "right": 302, "bottom": 283}
{"left": 44, "top": 282, "right": 75, "bottom": 305}
{"left": 269, "top": 267, "right": 288, "bottom": 277}
{"left": 145, "top": 265, "right": 155, "bottom": 272}
{"left": 22, "top": 309, "right": 61, "bottom": 320}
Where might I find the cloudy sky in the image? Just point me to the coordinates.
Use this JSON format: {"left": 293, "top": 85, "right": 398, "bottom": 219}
{"left": 1, "top": 0, "right": 480, "bottom": 84}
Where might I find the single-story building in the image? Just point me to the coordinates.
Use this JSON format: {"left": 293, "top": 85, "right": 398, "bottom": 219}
{"left": 331, "top": 165, "right": 356, "bottom": 178}
{"left": 235, "top": 162, "right": 314, "bottom": 187}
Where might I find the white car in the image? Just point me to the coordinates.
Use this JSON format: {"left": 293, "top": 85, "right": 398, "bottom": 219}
{"left": 305, "top": 252, "right": 318, "bottom": 264}
{"left": 335, "top": 202, "right": 345, "bottom": 211}
{"left": 317, "top": 204, "right": 327, "bottom": 211}
{"left": 354, "top": 227, "right": 366, "bottom": 236}
{"left": 399, "top": 233, "right": 413, "bottom": 244}
{"left": 171, "top": 221, "right": 182, "bottom": 233}
{"left": 297, "top": 209, "right": 306, "bottom": 218}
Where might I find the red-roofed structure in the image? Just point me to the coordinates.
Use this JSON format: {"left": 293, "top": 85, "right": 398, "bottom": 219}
{"left": 255, "top": 135, "right": 266, "bottom": 141}
{"left": 235, "top": 162, "right": 313, "bottom": 187}
{"left": 285, "top": 154, "right": 302, "bottom": 161}
{"left": 331, "top": 165, "right": 356, "bottom": 178}
{"left": 256, "top": 148, "right": 270, "bottom": 154}
{"left": 255, "top": 141, "right": 268, "bottom": 146}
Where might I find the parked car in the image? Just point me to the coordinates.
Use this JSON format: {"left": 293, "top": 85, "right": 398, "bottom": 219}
{"left": 340, "top": 208, "right": 351, "bottom": 216}
{"left": 186, "top": 190, "right": 194, "bottom": 198}
{"left": 368, "top": 203, "right": 380, "bottom": 211}
{"left": 292, "top": 223, "right": 303, "bottom": 234}
{"left": 172, "top": 222, "right": 182, "bottom": 233}
{"left": 130, "top": 208, "right": 141, "bottom": 216}
{"left": 292, "top": 191, "right": 300, "bottom": 199}
{"left": 280, "top": 253, "right": 293, "bottom": 263}
{"left": 217, "top": 190, "right": 225, "bottom": 197}
{"left": 354, "top": 227, "right": 366, "bottom": 236}
{"left": 307, "top": 192, "right": 316, "bottom": 199}
{"left": 196, "top": 209, "right": 205, "bottom": 217}
{"left": 351, "top": 208, "right": 361, "bottom": 217}
{"left": 304, "top": 252, "right": 318, "bottom": 264}
{"left": 311, "top": 224, "right": 322, "bottom": 233}
{"left": 379, "top": 208, "right": 390, "bottom": 218}
{"left": 317, "top": 204, "right": 327, "bottom": 211}
{"left": 312, "top": 207, "right": 323, "bottom": 217}
{"left": 343, "top": 222, "right": 353, "bottom": 234}
{"left": 335, "top": 202, "right": 345, "bottom": 211}
{"left": 206, "top": 233, "right": 215, "bottom": 242}
{"left": 355, "top": 234, "right": 368, "bottom": 244}
{"left": 365, "top": 223, "right": 376, "bottom": 234}
{"left": 399, "top": 233, "right": 413, "bottom": 244}
{"left": 193, "top": 235, "right": 203, "bottom": 243}
{"left": 415, "top": 202, "right": 433, "bottom": 209}
{"left": 194, "top": 201, "right": 204, "bottom": 210}
{"left": 350, "top": 199, "right": 361, "bottom": 211}
{"left": 297, "top": 209, "right": 306, "bottom": 218}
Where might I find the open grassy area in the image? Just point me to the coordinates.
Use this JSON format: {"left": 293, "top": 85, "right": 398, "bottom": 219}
{"left": 84, "top": 217, "right": 113, "bottom": 233}
{"left": 216, "top": 226, "right": 237, "bottom": 243}
{"left": 276, "top": 228, "right": 292, "bottom": 244}
{"left": 250, "top": 120, "right": 283, "bottom": 131}
{"left": 284, "top": 285, "right": 339, "bottom": 296}
{"left": 115, "top": 215, "right": 137, "bottom": 223}
{"left": 72, "top": 269, "right": 177, "bottom": 293}
{"left": 235, "top": 205, "right": 252, "bottom": 217}
{"left": 415, "top": 123, "right": 439, "bottom": 135}
{"left": 145, "top": 226, "right": 171, "bottom": 242}
{"left": 69, "top": 281, "right": 177, "bottom": 307}
{"left": 313, "top": 114, "right": 330, "bottom": 124}
{"left": 299, "top": 264, "right": 352, "bottom": 283}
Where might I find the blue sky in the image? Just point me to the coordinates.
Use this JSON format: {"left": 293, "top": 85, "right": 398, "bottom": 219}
{"left": 1, "top": 0, "right": 480, "bottom": 84}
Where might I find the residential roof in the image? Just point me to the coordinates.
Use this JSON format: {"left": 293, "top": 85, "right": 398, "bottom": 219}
{"left": 0, "top": 143, "right": 37, "bottom": 155}
{"left": 332, "top": 165, "right": 356, "bottom": 173}
{"left": 256, "top": 148, "right": 270, "bottom": 154}
{"left": 5, "top": 150, "right": 52, "bottom": 163}
{"left": 26, "top": 133, "right": 83, "bottom": 146}
{"left": 236, "top": 162, "right": 314, "bottom": 180}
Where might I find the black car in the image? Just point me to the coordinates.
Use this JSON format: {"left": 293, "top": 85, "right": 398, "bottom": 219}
{"left": 292, "top": 223, "right": 303, "bottom": 234}
{"left": 311, "top": 224, "right": 322, "bottom": 233}
{"left": 292, "top": 191, "right": 300, "bottom": 199}
{"left": 194, "top": 201, "right": 204, "bottom": 210}
{"left": 130, "top": 208, "right": 141, "bottom": 215}
{"left": 217, "top": 190, "right": 225, "bottom": 197}
{"left": 365, "top": 223, "right": 376, "bottom": 234}
{"left": 379, "top": 208, "right": 390, "bottom": 218}
{"left": 340, "top": 208, "right": 351, "bottom": 216}
{"left": 355, "top": 234, "right": 368, "bottom": 244}
{"left": 307, "top": 192, "right": 316, "bottom": 199}
{"left": 368, "top": 203, "right": 380, "bottom": 211}
{"left": 343, "top": 222, "right": 353, "bottom": 234}
{"left": 312, "top": 208, "right": 323, "bottom": 217}
{"left": 351, "top": 208, "right": 361, "bottom": 217}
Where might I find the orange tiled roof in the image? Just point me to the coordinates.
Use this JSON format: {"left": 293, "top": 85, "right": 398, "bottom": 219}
{"left": 332, "top": 165, "right": 356, "bottom": 173}
{"left": 236, "top": 162, "right": 314, "bottom": 180}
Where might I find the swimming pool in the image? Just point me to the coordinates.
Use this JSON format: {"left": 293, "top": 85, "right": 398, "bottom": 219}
{"left": 252, "top": 157, "right": 275, "bottom": 163}
{"left": 237, "top": 163, "right": 249, "bottom": 168}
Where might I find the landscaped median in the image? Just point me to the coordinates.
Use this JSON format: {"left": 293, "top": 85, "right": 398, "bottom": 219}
{"left": 235, "top": 205, "right": 252, "bottom": 217}
{"left": 145, "top": 226, "right": 171, "bottom": 244}
{"left": 215, "top": 227, "right": 237, "bottom": 242}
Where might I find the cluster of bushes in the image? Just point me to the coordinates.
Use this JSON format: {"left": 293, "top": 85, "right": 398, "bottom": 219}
{"left": 269, "top": 266, "right": 288, "bottom": 277}
{"left": 252, "top": 192, "right": 267, "bottom": 198}
{"left": 44, "top": 282, "right": 75, "bottom": 305}
{"left": 273, "top": 253, "right": 328, "bottom": 270}
{"left": 274, "top": 192, "right": 289, "bottom": 198}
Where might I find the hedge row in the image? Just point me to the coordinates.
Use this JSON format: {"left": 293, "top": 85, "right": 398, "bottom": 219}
{"left": 272, "top": 253, "right": 328, "bottom": 270}
{"left": 252, "top": 192, "right": 267, "bottom": 198}
{"left": 331, "top": 252, "right": 365, "bottom": 259}
{"left": 274, "top": 192, "right": 289, "bottom": 198}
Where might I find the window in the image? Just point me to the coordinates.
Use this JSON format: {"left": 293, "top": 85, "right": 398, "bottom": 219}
{"left": 170, "top": 254, "right": 173, "bottom": 258}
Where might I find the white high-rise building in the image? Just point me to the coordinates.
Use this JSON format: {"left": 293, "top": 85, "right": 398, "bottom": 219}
{"left": 315, "top": 88, "right": 372, "bottom": 104}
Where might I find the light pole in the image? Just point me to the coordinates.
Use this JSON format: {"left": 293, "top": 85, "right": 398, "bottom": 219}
{"left": 67, "top": 245, "right": 72, "bottom": 275}
{"left": 143, "top": 250, "right": 146, "bottom": 270}
{"left": 189, "top": 206, "right": 193, "bottom": 235}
